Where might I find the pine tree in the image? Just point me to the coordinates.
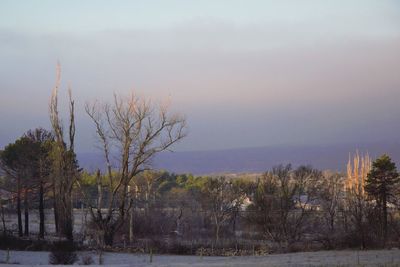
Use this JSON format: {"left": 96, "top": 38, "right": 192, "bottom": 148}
{"left": 365, "top": 154, "right": 399, "bottom": 245}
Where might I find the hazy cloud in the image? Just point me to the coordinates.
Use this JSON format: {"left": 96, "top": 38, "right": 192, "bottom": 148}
{"left": 0, "top": 1, "right": 399, "bottom": 151}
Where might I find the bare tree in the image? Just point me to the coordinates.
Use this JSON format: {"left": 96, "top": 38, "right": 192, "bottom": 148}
{"left": 199, "top": 177, "right": 244, "bottom": 245}
{"left": 83, "top": 93, "right": 186, "bottom": 245}
{"left": 316, "top": 171, "right": 344, "bottom": 248}
{"left": 343, "top": 151, "right": 373, "bottom": 248}
{"left": 319, "top": 172, "right": 343, "bottom": 231}
{"left": 49, "top": 64, "right": 79, "bottom": 240}
{"left": 249, "top": 165, "right": 320, "bottom": 249}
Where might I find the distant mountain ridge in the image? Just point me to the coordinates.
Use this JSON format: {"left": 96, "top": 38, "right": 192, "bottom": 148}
{"left": 77, "top": 143, "right": 400, "bottom": 175}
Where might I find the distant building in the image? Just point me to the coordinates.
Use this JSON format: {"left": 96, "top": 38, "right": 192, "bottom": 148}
{"left": 294, "top": 195, "right": 322, "bottom": 211}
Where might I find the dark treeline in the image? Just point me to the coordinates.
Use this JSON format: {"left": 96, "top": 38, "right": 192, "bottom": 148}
{"left": 1, "top": 140, "right": 400, "bottom": 254}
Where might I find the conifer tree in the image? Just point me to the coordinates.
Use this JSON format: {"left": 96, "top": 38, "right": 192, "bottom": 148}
{"left": 365, "top": 154, "right": 399, "bottom": 244}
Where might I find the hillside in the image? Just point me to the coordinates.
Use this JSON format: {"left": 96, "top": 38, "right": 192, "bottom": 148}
{"left": 78, "top": 142, "right": 400, "bottom": 175}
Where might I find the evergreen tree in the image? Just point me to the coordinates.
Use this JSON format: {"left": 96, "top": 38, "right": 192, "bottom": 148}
{"left": 365, "top": 154, "right": 399, "bottom": 244}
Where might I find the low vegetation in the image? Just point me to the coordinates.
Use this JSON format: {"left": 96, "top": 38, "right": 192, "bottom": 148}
{"left": 48, "top": 241, "right": 78, "bottom": 265}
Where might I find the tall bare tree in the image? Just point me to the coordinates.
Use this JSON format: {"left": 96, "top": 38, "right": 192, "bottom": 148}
{"left": 345, "top": 151, "right": 371, "bottom": 196}
{"left": 83, "top": 93, "right": 186, "bottom": 245}
{"left": 344, "top": 151, "right": 372, "bottom": 248}
{"left": 49, "top": 64, "right": 79, "bottom": 240}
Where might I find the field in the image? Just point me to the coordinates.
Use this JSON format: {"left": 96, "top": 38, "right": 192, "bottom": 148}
{"left": 1, "top": 209, "right": 88, "bottom": 235}
{"left": 1, "top": 249, "right": 399, "bottom": 266}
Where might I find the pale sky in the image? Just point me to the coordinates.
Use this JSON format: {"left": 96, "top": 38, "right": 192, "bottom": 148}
{"left": 1, "top": 1, "right": 400, "bottom": 152}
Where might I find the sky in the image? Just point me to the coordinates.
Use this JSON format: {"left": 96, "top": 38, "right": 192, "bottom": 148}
{"left": 1, "top": 0, "right": 400, "bottom": 152}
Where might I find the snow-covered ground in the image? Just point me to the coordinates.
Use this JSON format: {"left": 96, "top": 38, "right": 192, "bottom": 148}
{"left": 2, "top": 209, "right": 88, "bottom": 235}
{"left": 0, "top": 249, "right": 399, "bottom": 266}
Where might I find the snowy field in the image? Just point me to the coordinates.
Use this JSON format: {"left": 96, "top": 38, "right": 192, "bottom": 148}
{"left": 2, "top": 209, "right": 88, "bottom": 234}
{"left": 0, "top": 249, "right": 400, "bottom": 266}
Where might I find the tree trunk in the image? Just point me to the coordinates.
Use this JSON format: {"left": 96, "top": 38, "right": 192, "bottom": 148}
{"left": 213, "top": 212, "right": 220, "bottom": 245}
{"left": 215, "top": 223, "right": 220, "bottom": 245}
{"left": 58, "top": 193, "right": 74, "bottom": 241}
{"left": 382, "top": 193, "right": 387, "bottom": 246}
{"left": 1, "top": 204, "right": 6, "bottom": 236}
{"left": 24, "top": 188, "right": 29, "bottom": 236}
{"left": 357, "top": 200, "right": 365, "bottom": 249}
{"left": 53, "top": 179, "right": 59, "bottom": 234}
{"left": 360, "top": 222, "right": 365, "bottom": 249}
{"left": 39, "top": 182, "right": 45, "bottom": 239}
{"left": 129, "top": 198, "right": 134, "bottom": 243}
{"left": 232, "top": 211, "right": 237, "bottom": 233}
{"left": 104, "top": 228, "right": 115, "bottom": 246}
{"left": 330, "top": 212, "right": 334, "bottom": 231}
{"left": 17, "top": 178, "right": 22, "bottom": 237}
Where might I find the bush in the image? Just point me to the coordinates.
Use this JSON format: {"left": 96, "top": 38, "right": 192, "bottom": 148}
{"left": 0, "top": 235, "right": 51, "bottom": 251}
{"left": 49, "top": 241, "right": 78, "bottom": 265}
{"left": 81, "top": 254, "right": 94, "bottom": 265}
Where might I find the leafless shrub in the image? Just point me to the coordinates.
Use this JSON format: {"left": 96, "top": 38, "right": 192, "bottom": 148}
{"left": 81, "top": 254, "right": 94, "bottom": 265}
{"left": 49, "top": 241, "right": 78, "bottom": 265}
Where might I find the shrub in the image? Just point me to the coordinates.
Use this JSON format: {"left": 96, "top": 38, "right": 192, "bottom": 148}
{"left": 0, "top": 235, "right": 50, "bottom": 251}
{"left": 81, "top": 254, "right": 94, "bottom": 265}
{"left": 49, "top": 241, "right": 78, "bottom": 265}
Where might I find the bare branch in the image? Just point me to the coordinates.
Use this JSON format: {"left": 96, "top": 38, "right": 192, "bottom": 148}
{"left": 85, "top": 91, "right": 187, "bottom": 244}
